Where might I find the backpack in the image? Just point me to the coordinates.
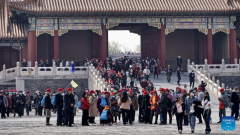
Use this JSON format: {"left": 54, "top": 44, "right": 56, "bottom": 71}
{"left": 78, "top": 101, "right": 82, "bottom": 110}
{"left": 41, "top": 96, "right": 46, "bottom": 107}
{"left": 51, "top": 96, "right": 56, "bottom": 105}
{"left": 100, "top": 98, "right": 107, "bottom": 107}
{"left": 167, "top": 97, "right": 173, "bottom": 108}
{"left": 100, "top": 110, "right": 108, "bottom": 120}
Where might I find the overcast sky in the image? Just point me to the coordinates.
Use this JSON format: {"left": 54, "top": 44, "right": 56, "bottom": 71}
{"left": 108, "top": 30, "right": 140, "bottom": 52}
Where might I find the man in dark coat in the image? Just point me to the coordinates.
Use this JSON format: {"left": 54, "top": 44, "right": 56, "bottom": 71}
{"left": 138, "top": 90, "right": 143, "bottom": 123}
{"left": 231, "top": 88, "right": 240, "bottom": 120}
{"left": 177, "top": 66, "right": 181, "bottom": 85}
{"left": 64, "top": 88, "right": 75, "bottom": 127}
{"left": 45, "top": 89, "right": 52, "bottom": 126}
{"left": 16, "top": 91, "right": 25, "bottom": 117}
{"left": 142, "top": 91, "right": 151, "bottom": 124}
{"left": 55, "top": 88, "right": 64, "bottom": 126}
{"left": 121, "top": 72, "right": 127, "bottom": 87}
{"left": 176, "top": 55, "right": 182, "bottom": 70}
{"left": 0, "top": 91, "right": 8, "bottom": 118}
{"left": 189, "top": 70, "right": 195, "bottom": 88}
{"left": 165, "top": 65, "right": 172, "bottom": 83}
{"left": 158, "top": 89, "right": 168, "bottom": 125}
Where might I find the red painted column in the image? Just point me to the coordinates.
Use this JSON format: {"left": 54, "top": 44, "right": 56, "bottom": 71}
{"left": 27, "top": 31, "right": 37, "bottom": 67}
{"left": 202, "top": 34, "right": 208, "bottom": 61}
{"left": 229, "top": 29, "right": 237, "bottom": 64}
{"left": 53, "top": 30, "right": 59, "bottom": 60}
{"left": 160, "top": 24, "right": 166, "bottom": 70}
{"left": 100, "top": 24, "right": 107, "bottom": 61}
{"left": 157, "top": 29, "right": 161, "bottom": 61}
{"left": 207, "top": 29, "right": 213, "bottom": 64}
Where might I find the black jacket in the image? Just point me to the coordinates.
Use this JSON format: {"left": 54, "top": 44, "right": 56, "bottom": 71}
{"left": 172, "top": 103, "right": 185, "bottom": 115}
{"left": 177, "top": 69, "right": 181, "bottom": 78}
{"left": 189, "top": 72, "right": 195, "bottom": 81}
{"left": 138, "top": 95, "right": 143, "bottom": 109}
{"left": 45, "top": 95, "right": 52, "bottom": 109}
{"left": 55, "top": 93, "right": 63, "bottom": 108}
{"left": 158, "top": 93, "right": 168, "bottom": 109}
{"left": 231, "top": 92, "right": 240, "bottom": 104}
{"left": 64, "top": 94, "right": 75, "bottom": 110}
{"left": 142, "top": 94, "right": 150, "bottom": 109}
{"left": 165, "top": 68, "right": 172, "bottom": 76}
{"left": 176, "top": 57, "right": 182, "bottom": 65}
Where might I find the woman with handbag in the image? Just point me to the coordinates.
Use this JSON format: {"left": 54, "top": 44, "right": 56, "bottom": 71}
{"left": 149, "top": 90, "right": 160, "bottom": 124}
{"left": 201, "top": 92, "right": 213, "bottom": 134}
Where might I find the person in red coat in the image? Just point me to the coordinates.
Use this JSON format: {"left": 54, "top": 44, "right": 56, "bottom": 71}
{"left": 154, "top": 63, "right": 160, "bottom": 79}
{"left": 149, "top": 90, "right": 160, "bottom": 124}
{"left": 81, "top": 92, "right": 90, "bottom": 126}
{"left": 6, "top": 94, "right": 12, "bottom": 117}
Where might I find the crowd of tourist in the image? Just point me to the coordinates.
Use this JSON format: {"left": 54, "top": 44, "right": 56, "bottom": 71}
{"left": 1, "top": 56, "right": 240, "bottom": 134}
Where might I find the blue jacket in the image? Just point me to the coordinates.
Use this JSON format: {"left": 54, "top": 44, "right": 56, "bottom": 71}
{"left": 184, "top": 96, "right": 197, "bottom": 114}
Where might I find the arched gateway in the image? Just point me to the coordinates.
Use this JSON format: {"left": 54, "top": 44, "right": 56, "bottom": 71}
{"left": 0, "top": 0, "right": 240, "bottom": 70}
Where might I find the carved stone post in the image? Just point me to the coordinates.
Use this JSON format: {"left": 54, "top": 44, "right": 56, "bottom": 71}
{"left": 191, "top": 62, "right": 194, "bottom": 71}
{"left": 35, "top": 61, "right": 38, "bottom": 76}
{"left": 222, "top": 83, "right": 225, "bottom": 90}
{"left": 204, "top": 70, "right": 207, "bottom": 82}
{"left": 222, "top": 59, "right": 225, "bottom": 72}
{"left": 217, "top": 80, "right": 220, "bottom": 96}
{"left": 3, "top": 64, "right": 6, "bottom": 79}
{"left": 212, "top": 76, "right": 215, "bottom": 93}
{"left": 16, "top": 62, "right": 20, "bottom": 77}
{"left": 53, "top": 61, "right": 56, "bottom": 75}
{"left": 204, "top": 59, "right": 208, "bottom": 72}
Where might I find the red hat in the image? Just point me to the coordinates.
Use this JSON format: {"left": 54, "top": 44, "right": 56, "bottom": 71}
{"left": 86, "top": 92, "right": 89, "bottom": 95}
{"left": 129, "top": 90, "right": 134, "bottom": 94}
{"left": 111, "top": 80, "right": 114, "bottom": 83}
{"left": 153, "top": 90, "right": 157, "bottom": 93}
{"left": 176, "top": 87, "right": 179, "bottom": 90}
{"left": 58, "top": 88, "right": 64, "bottom": 91}
{"left": 67, "top": 88, "right": 73, "bottom": 91}
{"left": 143, "top": 91, "right": 148, "bottom": 95}
{"left": 126, "top": 88, "right": 129, "bottom": 91}
{"left": 101, "top": 92, "right": 105, "bottom": 94}
{"left": 158, "top": 88, "right": 164, "bottom": 91}
{"left": 181, "top": 89, "right": 186, "bottom": 93}
{"left": 118, "top": 89, "right": 122, "bottom": 92}
{"left": 197, "top": 87, "right": 202, "bottom": 90}
{"left": 165, "top": 88, "right": 169, "bottom": 92}
{"left": 89, "top": 90, "right": 95, "bottom": 93}
{"left": 5, "top": 90, "right": 8, "bottom": 92}
{"left": 111, "top": 92, "right": 115, "bottom": 96}
{"left": 105, "top": 91, "right": 110, "bottom": 95}
{"left": 150, "top": 91, "right": 153, "bottom": 94}
{"left": 26, "top": 90, "right": 29, "bottom": 93}
{"left": 46, "top": 89, "right": 52, "bottom": 92}
{"left": 142, "top": 89, "right": 146, "bottom": 92}
{"left": 219, "top": 88, "right": 224, "bottom": 93}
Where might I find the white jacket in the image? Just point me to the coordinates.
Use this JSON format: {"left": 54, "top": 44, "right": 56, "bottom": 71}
{"left": 201, "top": 100, "right": 213, "bottom": 110}
{"left": 143, "top": 69, "right": 150, "bottom": 75}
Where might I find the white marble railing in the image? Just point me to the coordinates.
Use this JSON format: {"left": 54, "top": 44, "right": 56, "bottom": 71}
{"left": 187, "top": 59, "right": 225, "bottom": 98}
{"left": 0, "top": 61, "right": 88, "bottom": 80}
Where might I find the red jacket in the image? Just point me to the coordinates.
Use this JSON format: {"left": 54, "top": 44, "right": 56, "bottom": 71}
{"left": 81, "top": 97, "right": 90, "bottom": 110}
{"left": 7, "top": 97, "right": 12, "bottom": 108}
{"left": 149, "top": 95, "right": 160, "bottom": 110}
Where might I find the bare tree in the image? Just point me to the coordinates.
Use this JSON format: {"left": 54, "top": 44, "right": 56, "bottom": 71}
{"left": 108, "top": 41, "right": 122, "bottom": 54}
{"left": 135, "top": 44, "right": 140, "bottom": 53}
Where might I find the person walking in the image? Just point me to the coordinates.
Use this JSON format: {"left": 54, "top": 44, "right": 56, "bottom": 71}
{"left": 217, "top": 88, "right": 228, "bottom": 123}
{"left": 181, "top": 89, "right": 188, "bottom": 126}
{"left": 55, "top": 88, "right": 64, "bottom": 126}
{"left": 197, "top": 87, "right": 204, "bottom": 124}
{"left": 45, "top": 89, "right": 52, "bottom": 126}
{"left": 129, "top": 90, "right": 138, "bottom": 123}
{"left": 110, "top": 92, "right": 119, "bottom": 123}
{"left": 88, "top": 90, "right": 98, "bottom": 124}
{"left": 142, "top": 90, "right": 151, "bottom": 124}
{"left": 150, "top": 90, "right": 160, "bottom": 124}
{"left": 177, "top": 66, "right": 181, "bottom": 85}
{"left": 97, "top": 92, "right": 108, "bottom": 115}
{"left": 143, "top": 66, "right": 150, "bottom": 81}
{"left": 154, "top": 63, "right": 160, "bottom": 79}
{"left": 81, "top": 92, "right": 90, "bottom": 126}
{"left": 64, "top": 88, "right": 75, "bottom": 127}
{"left": 231, "top": 87, "right": 240, "bottom": 120}
{"left": 118, "top": 92, "right": 132, "bottom": 125}
{"left": 158, "top": 88, "right": 168, "bottom": 125}
{"left": 185, "top": 90, "right": 197, "bottom": 133}
{"left": 165, "top": 88, "right": 174, "bottom": 124}
{"left": 16, "top": 91, "right": 25, "bottom": 117}
{"left": 176, "top": 55, "right": 182, "bottom": 70}
{"left": 0, "top": 91, "right": 8, "bottom": 118}
{"left": 172, "top": 96, "right": 185, "bottom": 134}
{"left": 189, "top": 70, "right": 195, "bottom": 89}
{"left": 6, "top": 94, "right": 12, "bottom": 117}
{"left": 25, "top": 90, "right": 31, "bottom": 116}
{"left": 165, "top": 65, "right": 172, "bottom": 83}
{"left": 72, "top": 92, "right": 78, "bottom": 124}
{"left": 202, "top": 92, "right": 213, "bottom": 134}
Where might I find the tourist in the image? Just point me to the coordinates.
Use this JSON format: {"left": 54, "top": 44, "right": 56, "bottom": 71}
{"left": 172, "top": 96, "right": 185, "bottom": 134}
{"left": 143, "top": 66, "right": 150, "bottom": 80}
{"left": 202, "top": 92, "right": 212, "bottom": 134}
{"left": 185, "top": 90, "right": 197, "bottom": 133}
{"left": 110, "top": 92, "right": 119, "bottom": 123}
{"left": 36, "top": 94, "right": 43, "bottom": 116}
{"left": 118, "top": 92, "right": 132, "bottom": 125}
{"left": 72, "top": 92, "right": 78, "bottom": 124}
{"left": 129, "top": 90, "right": 138, "bottom": 123}
{"left": 189, "top": 70, "right": 195, "bottom": 89}
{"left": 116, "top": 90, "right": 122, "bottom": 123}
{"left": 138, "top": 89, "right": 144, "bottom": 123}
{"left": 165, "top": 65, "right": 172, "bottom": 83}
{"left": 0, "top": 91, "right": 8, "bottom": 118}
{"left": 17, "top": 91, "right": 25, "bottom": 117}
{"left": 97, "top": 92, "right": 108, "bottom": 115}
{"left": 181, "top": 89, "right": 188, "bottom": 126}
{"left": 142, "top": 90, "right": 151, "bottom": 124}
{"left": 165, "top": 88, "right": 174, "bottom": 124}
{"left": 64, "top": 88, "right": 75, "bottom": 127}
{"left": 11, "top": 91, "right": 16, "bottom": 117}
{"left": 150, "top": 90, "right": 160, "bottom": 124}
{"left": 217, "top": 88, "right": 228, "bottom": 123}
{"left": 25, "top": 90, "right": 31, "bottom": 116}
{"left": 22, "top": 59, "right": 27, "bottom": 67}
{"left": 150, "top": 58, "right": 155, "bottom": 72}
{"left": 158, "top": 88, "right": 168, "bottom": 125}
{"left": 100, "top": 105, "right": 113, "bottom": 126}
{"left": 88, "top": 90, "right": 98, "bottom": 124}
{"left": 55, "top": 88, "right": 64, "bottom": 126}
{"left": 177, "top": 66, "right": 181, "bottom": 85}
{"left": 81, "top": 92, "right": 90, "bottom": 126}
{"left": 45, "top": 89, "right": 52, "bottom": 126}
{"left": 231, "top": 87, "right": 240, "bottom": 120}
{"left": 121, "top": 72, "right": 127, "bottom": 87}
{"left": 199, "top": 81, "right": 207, "bottom": 92}
{"left": 197, "top": 87, "right": 204, "bottom": 124}
{"left": 6, "top": 94, "right": 12, "bottom": 117}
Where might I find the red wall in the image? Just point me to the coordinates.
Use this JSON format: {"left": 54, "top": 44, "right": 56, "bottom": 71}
{"left": 92, "top": 32, "right": 101, "bottom": 58}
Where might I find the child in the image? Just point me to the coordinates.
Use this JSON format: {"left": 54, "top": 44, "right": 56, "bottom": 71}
{"left": 172, "top": 96, "right": 185, "bottom": 134}
{"left": 100, "top": 105, "right": 113, "bottom": 126}
{"left": 202, "top": 92, "right": 213, "bottom": 134}
{"left": 110, "top": 92, "right": 119, "bottom": 123}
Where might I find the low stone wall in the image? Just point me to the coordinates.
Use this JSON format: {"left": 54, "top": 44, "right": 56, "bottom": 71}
{"left": 214, "top": 76, "right": 240, "bottom": 89}
{"left": 24, "top": 79, "right": 88, "bottom": 98}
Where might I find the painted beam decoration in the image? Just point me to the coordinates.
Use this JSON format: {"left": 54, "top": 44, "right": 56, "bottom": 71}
{"left": 36, "top": 19, "right": 54, "bottom": 37}
{"left": 212, "top": 17, "right": 230, "bottom": 35}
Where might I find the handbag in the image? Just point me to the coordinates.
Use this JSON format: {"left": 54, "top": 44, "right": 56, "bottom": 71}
{"left": 219, "top": 101, "right": 224, "bottom": 109}
{"left": 156, "top": 105, "right": 161, "bottom": 115}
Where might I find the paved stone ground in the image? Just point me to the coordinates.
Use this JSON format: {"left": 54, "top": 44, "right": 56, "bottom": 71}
{"left": 0, "top": 73, "right": 239, "bottom": 135}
